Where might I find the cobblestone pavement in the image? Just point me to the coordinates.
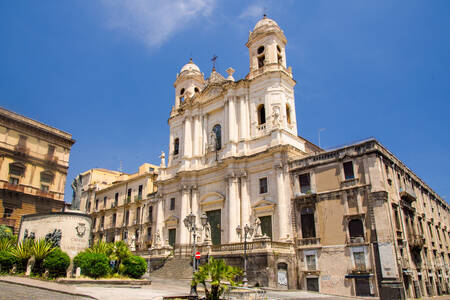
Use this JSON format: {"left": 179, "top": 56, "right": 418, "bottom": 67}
{"left": 0, "top": 281, "right": 90, "bottom": 300}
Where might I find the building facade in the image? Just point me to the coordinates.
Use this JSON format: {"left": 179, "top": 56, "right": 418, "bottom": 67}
{"left": 290, "top": 139, "right": 449, "bottom": 298}
{"left": 75, "top": 16, "right": 449, "bottom": 299}
{"left": 71, "top": 168, "right": 123, "bottom": 212}
{"left": 0, "top": 107, "right": 75, "bottom": 234}
{"left": 87, "top": 163, "right": 158, "bottom": 252}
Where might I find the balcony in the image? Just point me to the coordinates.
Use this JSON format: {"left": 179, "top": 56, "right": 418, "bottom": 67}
{"left": 347, "top": 236, "right": 366, "bottom": 245}
{"left": 340, "top": 178, "right": 359, "bottom": 188}
{"left": 400, "top": 257, "right": 410, "bottom": 269}
{"left": 45, "top": 154, "right": 59, "bottom": 165}
{"left": 14, "top": 145, "right": 29, "bottom": 157}
{"left": 126, "top": 196, "right": 132, "bottom": 204}
{"left": 134, "top": 195, "right": 143, "bottom": 203}
{"left": 297, "top": 237, "right": 321, "bottom": 248}
{"left": 399, "top": 186, "right": 416, "bottom": 202}
{"left": 35, "top": 189, "right": 56, "bottom": 200}
{"left": 256, "top": 124, "right": 266, "bottom": 133}
{"left": 347, "top": 265, "right": 371, "bottom": 275}
{"left": 0, "top": 218, "right": 15, "bottom": 228}
{"left": 1, "top": 182, "right": 25, "bottom": 193}
{"left": 208, "top": 240, "right": 293, "bottom": 253}
{"left": 408, "top": 234, "right": 425, "bottom": 249}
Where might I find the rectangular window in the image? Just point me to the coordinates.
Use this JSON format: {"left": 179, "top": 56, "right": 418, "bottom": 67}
{"left": 259, "top": 177, "right": 268, "bottom": 194}
{"left": 47, "top": 145, "right": 55, "bottom": 156}
{"left": 95, "top": 199, "right": 99, "bottom": 210}
{"left": 100, "top": 216, "right": 105, "bottom": 228}
{"left": 103, "top": 196, "right": 107, "bottom": 208}
{"left": 115, "top": 192, "right": 119, "bottom": 205}
{"left": 112, "top": 214, "right": 116, "bottom": 227}
{"left": 149, "top": 206, "right": 153, "bottom": 222}
{"left": 93, "top": 218, "right": 96, "bottom": 228}
{"left": 125, "top": 210, "right": 129, "bottom": 225}
{"left": 41, "top": 184, "right": 49, "bottom": 192}
{"left": 138, "top": 185, "right": 143, "bottom": 197}
{"left": 3, "top": 208, "right": 13, "bottom": 218}
{"left": 170, "top": 198, "right": 175, "bottom": 210}
{"left": 147, "top": 227, "right": 152, "bottom": 241}
{"left": 306, "top": 254, "right": 316, "bottom": 270}
{"left": 9, "top": 177, "right": 19, "bottom": 185}
{"left": 343, "top": 161, "right": 355, "bottom": 180}
{"left": 127, "top": 188, "right": 132, "bottom": 202}
{"left": 136, "top": 207, "right": 141, "bottom": 223}
{"left": 299, "top": 173, "right": 311, "bottom": 194}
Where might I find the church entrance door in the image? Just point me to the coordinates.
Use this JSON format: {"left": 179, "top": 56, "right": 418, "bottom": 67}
{"left": 206, "top": 209, "right": 221, "bottom": 245}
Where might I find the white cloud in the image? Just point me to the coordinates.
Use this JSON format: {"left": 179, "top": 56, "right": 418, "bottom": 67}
{"left": 239, "top": 3, "right": 265, "bottom": 20}
{"left": 101, "top": 0, "right": 215, "bottom": 48}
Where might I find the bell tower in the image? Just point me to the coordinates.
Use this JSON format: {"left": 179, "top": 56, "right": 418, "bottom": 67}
{"left": 246, "top": 14, "right": 288, "bottom": 79}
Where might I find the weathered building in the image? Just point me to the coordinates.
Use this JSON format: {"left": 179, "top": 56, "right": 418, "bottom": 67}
{"left": 0, "top": 107, "right": 75, "bottom": 234}
{"left": 88, "top": 163, "right": 159, "bottom": 252}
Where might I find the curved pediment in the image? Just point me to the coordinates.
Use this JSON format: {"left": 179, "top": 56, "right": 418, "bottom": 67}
{"left": 200, "top": 192, "right": 225, "bottom": 208}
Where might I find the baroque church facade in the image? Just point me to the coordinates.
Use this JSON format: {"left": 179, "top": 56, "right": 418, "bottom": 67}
{"left": 81, "top": 16, "right": 450, "bottom": 299}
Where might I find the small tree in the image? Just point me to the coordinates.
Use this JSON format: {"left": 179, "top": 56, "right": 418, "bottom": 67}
{"left": 112, "top": 241, "right": 131, "bottom": 273}
{"left": 122, "top": 255, "right": 146, "bottom": 279}
{"left": 43, "top": 247, "right": 70, "bottom": 278}
{"left": 0, "top": 225, "right": 13, "bottom": 240}
{"left": 192, "top": 257, "right": 242, "bottom": 300}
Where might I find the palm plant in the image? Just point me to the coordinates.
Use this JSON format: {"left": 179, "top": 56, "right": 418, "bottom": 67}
{"left": 10, "top": 239, "right": 33, "bottom": 272}
{"left": 192, "top": 257, "right": 242, "bottom": 300}
{"left": 113, "top": 241, "right": 131, "bottom": 273}
{"left": 86, "top": 241, "right": 114, "bottom": 259}
{"left": 0, "top": 238, "right": 14, "bottom": 252}
{"left": 30, "top": 239, "right": 55, "bottom": 274}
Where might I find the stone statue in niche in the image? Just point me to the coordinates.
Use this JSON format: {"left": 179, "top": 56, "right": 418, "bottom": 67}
{"left": 154, "top": 230, "right": 161, "bottom": 246}
{"left": 204, "top": 222, "right": 211, "bottom": 240}
{"left": 45, "top": 229, "right": 62, "bottom": 247}
{"left": 272, "top": 105, "right": 281, "bottom": 126}
{"left": 209, "top": 130, "right": 217, "bottom": 152}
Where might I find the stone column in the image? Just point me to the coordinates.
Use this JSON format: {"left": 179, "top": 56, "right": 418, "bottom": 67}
{"left": 229, "top": 97, "right": 237, "bottom": 143}
{"left": 223, "top": 99, "right": 229, "bottom": 145}
{"left": 275, "top": 163, "right": 289, "bottom": 241}
{"left": 226, "top": 173, "right": 239, "bottom": 243}
{"left": 240, "top": 171, "right": 251, "bottom": 229}
{"left": 179, "top": 186, "right": 190, "bottom": 245}
{"left": 193, "top": 116, "right": 201, "bottom": 158}
{"left": 183, "top": 117, "right": 192, "bottom": 158}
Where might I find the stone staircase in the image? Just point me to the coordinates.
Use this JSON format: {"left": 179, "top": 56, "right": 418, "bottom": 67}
{"left": 150, "top": 257, "right": 194, "bottom": 279}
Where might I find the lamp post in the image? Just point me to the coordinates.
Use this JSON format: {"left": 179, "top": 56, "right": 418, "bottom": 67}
{"left": 236, "top": 224, "right": 254, "bottom": 287}
{"left": 184, "top": 212, "right": 208, "bottom": 296}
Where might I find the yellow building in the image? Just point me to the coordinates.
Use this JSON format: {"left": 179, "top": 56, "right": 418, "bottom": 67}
{"left": 0, "top": 107, "right": 75, "bottom": 233}
{"left": 83, "top": 163, "right": 158, "bottom": 252}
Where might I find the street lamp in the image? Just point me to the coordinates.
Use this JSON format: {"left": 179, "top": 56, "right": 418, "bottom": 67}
{"left": 184, "top": 212, "right": 209, "bottom": 296}
{"left": 236, "top": 224, "right": 254, "bottom": 287}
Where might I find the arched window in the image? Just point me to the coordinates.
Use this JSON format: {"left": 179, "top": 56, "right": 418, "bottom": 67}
{"left": 212, "top": 124, "right": 221, "bottom": 150}
{"left": 194, "top": 87, "right": 199, "bottom": 93}
{"left": 173, "top": 138, "right": 179, "bottom": 155}
{"left": 286, "top": 104, "right": 291, "bottom": 124}
{"left": 257, "top": 46, "right": 265, "bottom": 68}
{"left": 180, "top": 88, "right": 185, "bottom": 95}
{"left": 257, "top": 104, "right": 266, "bottom": 125}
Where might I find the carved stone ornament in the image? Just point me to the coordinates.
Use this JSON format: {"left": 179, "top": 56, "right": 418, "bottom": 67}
{"left": 272, "top": 105, "right": 281, "bottom": 126}
{"left": 76, "top": 223, "right": 86, "bottom": 237}
{"left": 45, "top": 229, "right": 62, "bottom": 247}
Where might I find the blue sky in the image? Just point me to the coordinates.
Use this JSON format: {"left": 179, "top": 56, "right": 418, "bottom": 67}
{"left": 1, "top": 1, "right": 449, "bottom": 203}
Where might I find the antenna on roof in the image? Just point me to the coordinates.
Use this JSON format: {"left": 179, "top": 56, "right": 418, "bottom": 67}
{"left": 119, "top": 160, "right": 123, "bottom": 173}
{"left": 211, "top": 54, "right": 218, "bottom": 71}
{"left": 263, "top": 7, "right": 267, "bottom": 18}
{"left": 318, "top": 128, "right": 326, "bottom": 148}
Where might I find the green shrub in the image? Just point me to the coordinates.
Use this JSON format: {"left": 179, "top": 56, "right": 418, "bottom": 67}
{"left": 0, "top": 251, "right": 17, "bottom": 273}
{"left": 122, "top": 255, "right": 147, "bottom": 279}
{"left": 42, "top": 248, "right": 70, "bottom": 278}
{"left": 74, "top": 251, "right": 109, "bottom": 278}
{"left": 0, "top": 225, "right": 13, "bottom": 240}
